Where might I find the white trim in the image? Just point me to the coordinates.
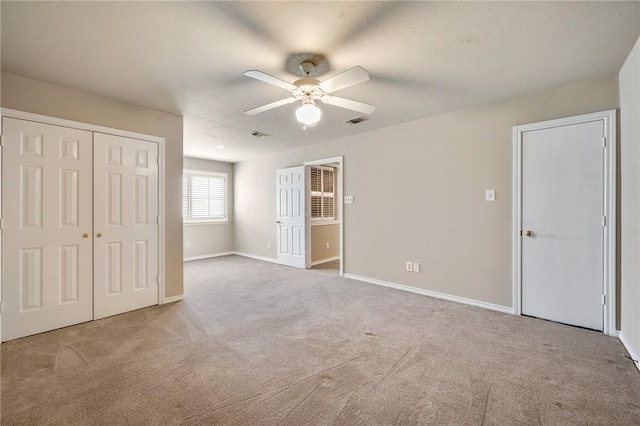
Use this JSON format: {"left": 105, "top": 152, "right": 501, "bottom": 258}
{"left": 1, "top": 108, "right": 164, "bottom": 143}
{"left": 162, "top": 294, "right": 184, "bottom": 304}
{"left": 2, "top": 109, "right": 169, "bottom": 308}
{"left": 184, "top": 220, "right": 229, "bottom": 226}
{"left": 310, "top": 255, "right": 341, "bottom": 266}
{"left": 158, "top": 132, "right": 167, "bottom": 306}
{"left": 619, "top": 332, "right": 640, "bottom": 373}
{"left": 311, "top": 220, "right": 340, "bottom": 227}
{"left": 344, "top": 274, "right": 513, "bottom": 314}
{"left": 233, "top": 251, "right": 278, "bottom": 264}
{"left": 512, "top": 109, "right": 617, "bottom": 336}
{"left": 184, "top": 251, "right": 235, "bottom": 262}
{"left": 304, "top": 156, "right": 344, "bottom": 277}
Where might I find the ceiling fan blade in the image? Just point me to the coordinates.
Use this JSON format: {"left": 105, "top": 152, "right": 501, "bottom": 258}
{"left": 244, "top": 70, "right": 296, "bottom": 91}
{"left": 244, "top": 97, "right": 297, "bottom": 115}
{"left": 321, "top": 96, "right": 376, "bottom": 114}
{"left": 319, "top": 66, "right": 370, "bottom": 93}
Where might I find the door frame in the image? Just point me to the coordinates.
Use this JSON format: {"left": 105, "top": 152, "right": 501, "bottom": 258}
{"left": 0, "top": 108, "right": 169, "bottom": 308}
{"left": 303, "top": 156, "right": 344, "bottom": 277}
{"left": 512, "top": 110, "right": 617, "bottom": 336}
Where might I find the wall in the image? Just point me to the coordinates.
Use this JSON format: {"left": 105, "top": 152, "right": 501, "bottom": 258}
{"left": 311, "top": 224, "right": 339, "bottom": 263}
{"left": 620, "top": 36, "right": 640, "bottom": 364}
{"left": 183, "top": 157, "right": 234, "bottom": 259}
{"left": 234, "top": 75, "right": 619, "bottom": 309}
{"left": 1, "top": 72, "right": 184, "bottom": 298}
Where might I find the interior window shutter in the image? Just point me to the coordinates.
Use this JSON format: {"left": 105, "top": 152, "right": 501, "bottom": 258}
{"left": 311, "top": 167, "right": 321, "bottom": 192}
{"left": 184, "top": 171, "right": 228, "bottom": 222}
{"left": 323, "top": 168, "right": 334, "bottom": 193}
{"left": 190, "top": 175, "right": 210, "bottom": 218}
{"left": 209, "top": 176, "right": 225, "bottom": 218}
{"left": 182, "top": 175, "right": 189, "bottom": 220}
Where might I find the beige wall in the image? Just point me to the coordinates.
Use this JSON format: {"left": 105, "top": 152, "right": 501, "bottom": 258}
{"left": 311, "top": 224, "right": 339, "bottom": 263}
{"left": 234, "top": 75, "right": 619, "bottom": 308}
{"left": 620, "top": 37, "right": 640, "bottom": 358}
{"left": 1, "top": 72, "right": 184, "bottom": 297}
{"left": 183, "top": 157, "right": 234, "bottom": 258}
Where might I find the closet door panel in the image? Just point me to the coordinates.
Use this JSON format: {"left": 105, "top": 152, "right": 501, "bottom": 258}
{"left": 2, "top": 117, "right": 93, "bottom": 341}
{"left": 93, "top": 133, "right": 159, "bottom": 319}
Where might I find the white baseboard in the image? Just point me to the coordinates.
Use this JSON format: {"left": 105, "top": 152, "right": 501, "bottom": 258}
{"left": 311, "top": 256, "right": 341, "bottom": 266}
{"left": 343, "top": 273, "right": 514, "bottom": 315}
{"left": 162, "top": 294, "right": 184, "bottom": 304}
{"left": 619, "top": 332, "right": 640, "bottom": 373}
{"left": 232, "top": 251, "right": 278, "bottom": 264}
{"left": 184, "top": 251, "right": 235, "bottom": 262}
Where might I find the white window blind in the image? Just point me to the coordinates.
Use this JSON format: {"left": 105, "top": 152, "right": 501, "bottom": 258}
{"left": 183, "top": 171, "right": 228, "bottom": 223}
{"left": 310, "top": 166, "right": 335, "bottom": 221}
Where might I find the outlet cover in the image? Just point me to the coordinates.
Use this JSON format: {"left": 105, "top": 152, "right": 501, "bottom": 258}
{"left": 325, "top": 242, "right": 330, "bottom": 249}
{"left": 344, "top": 195, "right": 354, "bottom": 204}
{"left": 185, "top": 242, "right": 191, "bottom": 249}
{"left": 406, "top": 261, "right": 413, "bottom": 272}
{"left": 413, "top": 262, "right": 420, "bottom": 273}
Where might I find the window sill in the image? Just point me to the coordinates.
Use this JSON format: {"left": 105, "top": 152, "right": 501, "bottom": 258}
{"left": 184, "top": 220, "right": 229, "bottom": 226}
{"left": 311, "top": 220, "right": 340, "bottom": 226}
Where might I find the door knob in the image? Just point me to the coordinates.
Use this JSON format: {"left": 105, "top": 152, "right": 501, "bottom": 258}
{"left": 82, "top": 233, "right": 89, "bottom": 238}
{"left": 525, "top": 230, "right": 534, "bottom": 237}
{"left": 96, "top": 232, "right": 103, "bottom": 238}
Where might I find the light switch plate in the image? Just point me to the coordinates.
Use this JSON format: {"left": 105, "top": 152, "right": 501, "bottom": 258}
{"left": 344, "top": 195, "right": 354, "bottom": 204}
{"left": 486, "top": 189, "right": 495, "bottom": 201}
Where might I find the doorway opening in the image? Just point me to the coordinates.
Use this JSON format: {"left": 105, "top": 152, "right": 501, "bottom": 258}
{"left": 303, "top": 156, "right": 343, "bottom": 276}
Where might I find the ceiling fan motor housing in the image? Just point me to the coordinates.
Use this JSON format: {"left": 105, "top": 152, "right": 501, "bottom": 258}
{"left": 299, "top": 61, "right": 316, "bottom": 75}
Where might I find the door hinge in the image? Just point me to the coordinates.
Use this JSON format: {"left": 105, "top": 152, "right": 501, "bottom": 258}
{"left": 602, "top": 216, "right": 607, "bottom": 227}
{"left": 0, "top": 302, "right": 4, "bottom": 314}
{"left": 0, "top": 218, "right": 5, "bottom": 230}
{"left": 602, "top": 137, "right": 607, "bottom": 148}
{"left": 602, "top": 294, "right": 606, "bottom": 306}
{"left": 157, "top": 216, "right": 160, "bottom": 224}
{"left": 157, "top": 275, "right": 160, "bottom": 285}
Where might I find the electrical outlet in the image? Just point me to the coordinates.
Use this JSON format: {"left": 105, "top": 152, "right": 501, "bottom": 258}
{"left": 267, "top": 242, "right": 271, "bottom": 249}
{"left": 406, "top": 261, "right": 413, "bottom": 272}
{"left": 413, "top": 262, "right": 420, "bottom": 273}
{"left": 185, "top": 242, "right": 190, "bottom": 249}
{"left": 325, "top": 242, "right": 330, "bottom": 249}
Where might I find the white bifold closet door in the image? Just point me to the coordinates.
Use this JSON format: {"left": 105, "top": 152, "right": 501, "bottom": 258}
{"left": 93, "top": 133, "right": 159, "bottom": 319}
{"left": 1, "top": 118, "right": 160, "bottom": 341}
{"left": 2, "top": 118, "right": 94, "bottom": 341}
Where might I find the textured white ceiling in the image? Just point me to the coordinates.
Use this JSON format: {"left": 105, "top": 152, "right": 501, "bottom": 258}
{"left": 2, "top": 1, "right": 639, "bottom": 163}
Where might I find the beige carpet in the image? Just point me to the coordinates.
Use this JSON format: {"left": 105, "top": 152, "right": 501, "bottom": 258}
{"left": 2, "top": 255, "right": 640, "bottom": 425}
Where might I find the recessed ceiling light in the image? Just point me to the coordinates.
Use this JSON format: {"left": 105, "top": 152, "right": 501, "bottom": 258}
{"left": 217, "top": 145, "right": 224, "bottom": 149}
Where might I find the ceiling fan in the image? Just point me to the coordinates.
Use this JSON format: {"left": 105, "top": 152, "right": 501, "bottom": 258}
{"left": 243, "top": 61, "right": 376, "bottom": 127}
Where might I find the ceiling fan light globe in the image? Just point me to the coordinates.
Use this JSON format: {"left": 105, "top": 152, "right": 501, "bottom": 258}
{"left": 296, "top": 103, "right": 321, "bottom": 125}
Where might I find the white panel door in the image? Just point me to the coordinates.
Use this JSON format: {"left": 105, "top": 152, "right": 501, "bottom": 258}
{"left": 276, "top": 166, "right": 308, "bottom": 268}
{"left": 93, "top": 133, "right": 159, "bottom": 319}
{"left": 2, "top": 118, "right": 93, "bottom": 341}
{"left": 521, "top": 120, "right": 604, "bottom": 331}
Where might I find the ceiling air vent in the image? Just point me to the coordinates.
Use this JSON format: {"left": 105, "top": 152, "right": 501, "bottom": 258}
{"left": 250, "top": 131, "right": 270, "bottom": 138}
{"left": 345, "top": 116, "right": 368, "bottom": 125}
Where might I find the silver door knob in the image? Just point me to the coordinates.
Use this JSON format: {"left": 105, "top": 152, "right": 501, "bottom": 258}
{"left": 525, "top": 230, "right": 534, "bottom": 237}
